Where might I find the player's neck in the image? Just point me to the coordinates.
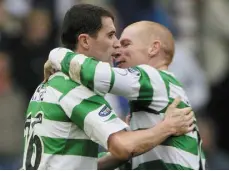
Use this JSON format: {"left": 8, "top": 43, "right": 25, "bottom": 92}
{"left": 158, "top": 65, "right": 168, "bottom": 71}
{"left": 148, "top": 59, "right": 168, "bottom": 71}
{"left": 74, "top": 48, "right": 91, "bottom": 58}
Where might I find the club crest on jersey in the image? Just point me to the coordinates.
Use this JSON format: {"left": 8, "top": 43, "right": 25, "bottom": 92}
{"left": 127, "top": 68, "right": 140, "bottom": 76}
{"left": 99, "top": 106, "right": 111, "bottom": 117}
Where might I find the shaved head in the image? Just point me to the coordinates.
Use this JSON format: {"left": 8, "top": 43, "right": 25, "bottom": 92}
{"left": 116, "top": 21, "right": 175, "bottom": 69}
{"left": 122, "top": 21, "right": 175, "bottom": 64}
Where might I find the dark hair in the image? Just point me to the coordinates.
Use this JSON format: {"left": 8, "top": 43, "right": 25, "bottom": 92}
{"left": 61, "top": 4, "right": 114, "bottom": 50}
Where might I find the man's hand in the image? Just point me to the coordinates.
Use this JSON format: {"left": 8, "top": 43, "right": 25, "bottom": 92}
{"left": 163, "top": 97, "right": 195, "bottom": 136}
{"left": 43, "top": 48, "right": 72, "bottom": 83}
{"left": 43, "top": 60, "right": 56, "bottom": 83}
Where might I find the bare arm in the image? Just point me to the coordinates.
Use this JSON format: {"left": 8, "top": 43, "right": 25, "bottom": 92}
{"left": 98, "top": 98, "right": 194, "bottom": 170}
{"left": 107, "top": 120, "right": 176, "bottom": 160}
{"left": 105, "top": 98, "right": 194, "bottom": 161}
{"left": 98, "top": 118, "right": 175, "bottom": 170}
{"left": 101, "top": 117, "right": 194, "bottom": 169}
{"left": 98, "top": 121, "right": 175, "bottom": 170}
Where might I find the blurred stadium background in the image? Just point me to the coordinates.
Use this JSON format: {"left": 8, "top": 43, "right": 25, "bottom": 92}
{"left": 0, "top": 0, "right": 229, "bottom": 169}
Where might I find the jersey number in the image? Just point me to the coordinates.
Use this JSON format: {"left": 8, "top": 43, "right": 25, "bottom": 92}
{"left": 24, "top": 113, "right": 43, "bottom": 169}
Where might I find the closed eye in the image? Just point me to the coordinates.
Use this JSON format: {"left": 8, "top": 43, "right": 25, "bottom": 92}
{"left": 122, "top": 42, "right": 130, "bottom": 48}
{"left": 120, "top": 39, "right": 131, "bottom": 48}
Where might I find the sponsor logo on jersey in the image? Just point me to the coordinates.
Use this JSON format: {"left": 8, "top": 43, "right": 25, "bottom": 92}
{"left": 99, "top": 106, "right": 112, "bottom": 117}
{"left": 127, "top": 68, "right": 140, "bottom": 76}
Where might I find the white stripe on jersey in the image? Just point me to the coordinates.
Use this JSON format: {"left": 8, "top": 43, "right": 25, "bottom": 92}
{"left": 49, "top": 48, "right": 72, "bottom": 71}
{"left": 110, "top": 68, "right": 140, "bottom": 100}
{"left": 94, "top": 62, "right": 112, "bottom": 96}
{"left": 186, "top": 131, "right": 198, "bottom": 140}
{"left": 40, "top": 72, "right": 70, "bottom": 104}
{"left": 42, "top": 86, "right": 62, "bottom": 104}
{"left": 39, "top": 154, "right": 97, "bottom": 170}
{"left": 131, "top": 111, "right": 163, "bottom": 129}
{"left": 59, "top": 85, "right": 96, "bottom": 118}
{"left": 139, "top": 65, "right": 168, "bottom": 111}
{"left": 131, "top": 111, "right": 198, "bottom": 140}
{"left": 132, "top": 145, "right": 200, "bottom": 170}
{"left": 202, "top": 158, "right": 206, "bottom": 170}
{"left": 169, "top": 82, "right": 190, "bottom": 106}
{"left": 84, "top": 105, "right": 129, "bottom": 149}
{"left": 33, "top": 117, "right": 90, "bottom": 140}
{"left": 73, "top": 54, "right": 87, "bottom": 65}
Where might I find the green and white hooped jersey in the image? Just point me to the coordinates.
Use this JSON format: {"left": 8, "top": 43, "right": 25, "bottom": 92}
{"left": 48, "top": 48, "right": 206, "bottom": 170}
{"left": 22, "top": 72, "right": 128, "bottom": 170}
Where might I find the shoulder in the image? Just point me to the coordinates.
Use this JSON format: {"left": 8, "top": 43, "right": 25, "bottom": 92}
{"left": 159, "top": 70, "right": 183, "bottom": 87}
{"left": 137, "top": 64, "right": 159, "bottom": 75}
{"left": 47, "top": 72, "right": 80, "bottom": 95}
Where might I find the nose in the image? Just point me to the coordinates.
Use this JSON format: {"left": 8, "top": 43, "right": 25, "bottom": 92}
{"left": 113, "top": 39, "right": 121, "bottom": 49}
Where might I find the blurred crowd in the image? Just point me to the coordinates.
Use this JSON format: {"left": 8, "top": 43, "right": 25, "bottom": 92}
{"left": 0, "top": 0, "right": 229, "bottom": 169}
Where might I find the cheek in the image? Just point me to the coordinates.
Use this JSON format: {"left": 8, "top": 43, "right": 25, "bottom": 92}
{"left": 123, "top": 48, "right": 132, "bottom": 59}
{"left": 99, "top": 42, "right": 113, "bottom": 62}
{"left": 94, "top": 43, "right": 108, "bottom": 56}
{"left": 128, "top": 51, "right": 143, "bottom": 65}
{"left": 129, "top": 50, "right": 140, "bottom": 62}
{"left": 101, "top": 40, "right": 112, "bottom": 53}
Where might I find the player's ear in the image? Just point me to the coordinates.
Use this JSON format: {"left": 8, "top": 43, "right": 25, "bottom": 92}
{"left": 78, "top": 34, "right": 90, "bottom": 50}
{"left": 148, "top": 40, "right": 161, "bottom": 58}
